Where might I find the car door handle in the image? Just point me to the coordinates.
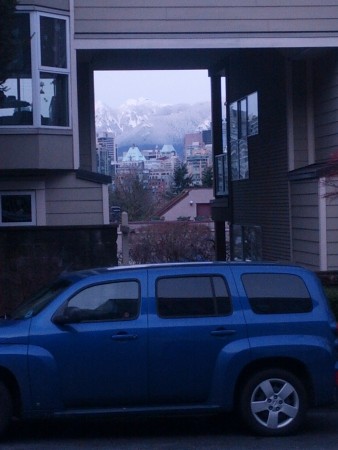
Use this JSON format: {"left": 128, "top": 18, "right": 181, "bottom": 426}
{"left": 111, "top": 332, "right": 138, "bottom": 341}
{"left": 210, "top": 329, "right": 236, "bottom": 336}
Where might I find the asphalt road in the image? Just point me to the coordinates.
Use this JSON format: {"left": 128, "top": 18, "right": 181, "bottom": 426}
{"left": 1, "top": 405, "right": 337, "bottom": 449}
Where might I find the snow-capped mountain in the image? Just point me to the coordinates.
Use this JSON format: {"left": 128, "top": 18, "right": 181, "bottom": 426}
{"left": 95, "top": 97, "right": 211, "bottom": 155}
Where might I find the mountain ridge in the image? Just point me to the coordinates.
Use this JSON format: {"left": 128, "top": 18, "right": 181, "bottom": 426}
{"left": 95, "top": 97, "right": 211, "bottom": 156}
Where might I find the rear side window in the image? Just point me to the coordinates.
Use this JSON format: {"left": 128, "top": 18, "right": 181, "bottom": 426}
{"left": 242, "top": 273, "right": 313, "bottom": 314}
{"left": 156, "top": 275, "right": 231, "bottom": 318}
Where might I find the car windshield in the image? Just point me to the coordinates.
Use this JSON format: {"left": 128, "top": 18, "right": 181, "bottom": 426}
{"left": 11, "top": 278, "right": 73, "bottom": 320}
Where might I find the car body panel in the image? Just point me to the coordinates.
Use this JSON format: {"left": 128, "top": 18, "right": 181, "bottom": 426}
{"left": 147, "top": 264, "right": 248, "bottom": 406}
{"left": 27, "top": 269, "right": 148, "bottom": 411}
{"left": 0, "top": 262, "right": 335, "bottom": 424}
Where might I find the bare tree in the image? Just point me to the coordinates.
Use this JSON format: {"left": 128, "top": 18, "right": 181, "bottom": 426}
{"left": 110, "top": 168, "right": 156, "bottom": 221}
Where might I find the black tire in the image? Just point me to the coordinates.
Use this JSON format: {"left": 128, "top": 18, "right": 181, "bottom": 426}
{"left": 0, "top": 381, "right": 13, "bottom": 437}
{"left": 239, "top": 369, "right": 308, "bottom": 436}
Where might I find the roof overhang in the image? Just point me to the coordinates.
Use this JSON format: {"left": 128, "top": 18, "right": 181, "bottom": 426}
{"left": 76, "top": 46, "right": 335, "bottom": 74}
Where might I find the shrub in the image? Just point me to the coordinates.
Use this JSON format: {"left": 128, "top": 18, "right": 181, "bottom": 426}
{"left": 317, "top": 271, "right": 338, "bottom": 320}
{"left": 323, "top": 286, "right": 338, "bottom": 321}
{"left": 129, "top": 221, "right": 215, "bottom": 264}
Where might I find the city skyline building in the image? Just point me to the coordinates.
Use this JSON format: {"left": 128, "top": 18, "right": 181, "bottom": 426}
{"left": 96, "top": 132, "right": 116, "bottom": 176}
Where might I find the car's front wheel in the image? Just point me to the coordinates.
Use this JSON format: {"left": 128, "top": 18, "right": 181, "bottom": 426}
{"left": 239, "top": 369, "right": 307, "bottom": 436}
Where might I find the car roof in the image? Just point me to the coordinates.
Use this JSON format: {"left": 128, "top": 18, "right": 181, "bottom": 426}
{"left": 59, "top": 260, "right": 306, "bottom": 282}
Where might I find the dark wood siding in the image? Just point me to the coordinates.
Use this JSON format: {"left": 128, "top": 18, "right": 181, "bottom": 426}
{"left": 227, "top": 50, "right": 290, "bottom": 261}
{"left": 292, "top": 61, "right": 310, "bottom": 168}
{"left": 74, "top": 1, "right": 338, "bottom": 37}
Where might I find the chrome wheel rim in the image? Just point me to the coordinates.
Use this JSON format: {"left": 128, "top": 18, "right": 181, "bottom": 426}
{"left": 250, "top": 378, "right": 300, "bottom": 429}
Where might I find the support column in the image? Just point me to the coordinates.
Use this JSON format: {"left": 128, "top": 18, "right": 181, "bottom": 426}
{"left": 210, "top": 71, "right": 227, "bottom": 261}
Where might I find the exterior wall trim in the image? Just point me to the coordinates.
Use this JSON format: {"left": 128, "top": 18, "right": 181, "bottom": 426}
{"left": 319, "top": 178, "right": 327, "bottom": 271}
{"left": 102, "top": 184, "right": 109, "bottom": 225}
{"left": 306, "top": 60, "right": 315, "bottom": 165}
{"left": 74, "top": 37, "right": 338, "bottom": 50}
{"left": 70, "top": 0, "right": 80, "bottom": 169}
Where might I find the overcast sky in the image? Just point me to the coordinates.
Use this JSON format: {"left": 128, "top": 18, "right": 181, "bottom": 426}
{"left": 94, "top": 70, "right": 211, "bottom": 108}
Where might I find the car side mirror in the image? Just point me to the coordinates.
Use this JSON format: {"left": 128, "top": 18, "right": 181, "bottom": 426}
{"left": 52, "top": 307, "right": 83, "bottom": 325}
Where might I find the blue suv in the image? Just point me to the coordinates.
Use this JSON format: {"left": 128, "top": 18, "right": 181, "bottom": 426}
{"left": 0, "top": 262, "right": 337, "bottom": 437}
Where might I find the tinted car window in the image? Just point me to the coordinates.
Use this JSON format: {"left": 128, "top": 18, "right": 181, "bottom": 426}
{"left": 11, "top": 279, "right": 74, "bottom": 319}
{"left": 66, "top": 280, "right": 140, "bottom": 321}
{"left": 157, "top": 275, "right": 231, "bottom": 318}
{"left": 242, "top": 273, "right": 313, "bottom": 314}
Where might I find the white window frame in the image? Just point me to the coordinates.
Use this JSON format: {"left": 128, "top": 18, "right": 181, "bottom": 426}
{"left": 37, "top": 12, "right": 70, "bottom": 73}
{"left": 36, "top": 12, "right": 71, "bottom": 128}
{"left": 0, "top": 11, "right": 71, "bottom": 130}
{"left": 0, "top": 191, "right": 37, "bottom": 226}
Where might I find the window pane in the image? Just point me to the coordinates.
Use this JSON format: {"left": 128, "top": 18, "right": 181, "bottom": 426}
{"left": 223, "top": 154, "right": 228, "bottom": 193}
{"left": 40, "top": 72, "right": 69, "bottom": 126}
{"left": 215, "top": 154, "right": 228, "bottom": 196}
{"left": 231, "top": 141, "right": 239, "bottom": 180}
{"left": 158, "top": 277, "right": 213, "bottom": 298}
{"left": 232, "top": 225, "right": 262, "bottom": 261}
{"left": 240, "top": 98, "right": 247, "bottom": 138}
{"left": 157, "top": 276, "right": 230, "bottom": 318}
{"left": 243, "top": 225, "right": 262, "bottom": 261}
{"left": 0, "top": 78, "right": 32, "bottom": 125}
{"left": 232, "top": 224, "right": 243, "bottom": 261}
{"left": 40, "top": 16, "right": 67, "bottom": 69}
{"left": 229, "top": 102, "right": 238, "bottom": 140}
{"left": 248, "top": 92, "right": 258, "bottom": 135}
{"left": 67, "top": 281, "right": 139, "bottom": 321}
{"left": 243, "top": 273, "right": 310, "bottom": 298}
{"left": 12, "top": 279, "right": 73, "bottom": 319}
{"left": 242, "top": 273, "right": 313, "bottom": 314}
{"left": 238, "top": 138, "right": 249, "bottom": 179}
{"left": 0, "top": 14, "right": 32, "bottom": 126}
{"left": 1, "top": 194, "right": 33, "bottom": 224}
{"left": 5, "top": 13, "right": 31, "bottom": 75}
{"left": 216, "top": 156, "right": 224, "bottom": 194}
{"left": 212, "top": 276, "right": 228, "bottom": 297}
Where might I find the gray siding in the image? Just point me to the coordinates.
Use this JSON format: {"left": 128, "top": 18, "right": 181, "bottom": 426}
{"left": 314, "top": 53, "right": 338, "bottom": 162}
{"left": 325, "top": 179, "right": 338, "bottom": 269}
{"left": 74, "top": 0, "right": 338, "bottom": 37}
{"left": 45, "top": 173, "right": 105, "bottom": 226}
{"left": 290, "top": 179, "right": 320, "bottom": 270}
{"left": 0, "top": 134, "right": 74, "bottom": 170}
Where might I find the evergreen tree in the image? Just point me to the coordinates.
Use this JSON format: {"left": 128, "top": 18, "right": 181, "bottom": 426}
{"left": 201, "top": 166, "right": 213, "bottom": 188}
{"left": 171, "top": 162, "right": 193, "bottom": 194}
